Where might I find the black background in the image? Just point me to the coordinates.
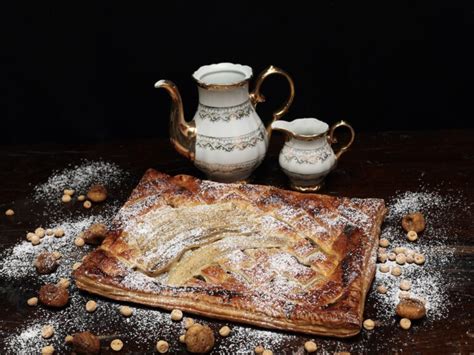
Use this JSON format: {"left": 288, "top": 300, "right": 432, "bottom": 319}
{"left": 2, "top": 1, "right": 473, "bottom": 144}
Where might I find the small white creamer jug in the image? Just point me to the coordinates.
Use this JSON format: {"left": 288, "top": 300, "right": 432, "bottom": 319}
{"left": 271, "top": 118, "right": 355, "bottom": 191}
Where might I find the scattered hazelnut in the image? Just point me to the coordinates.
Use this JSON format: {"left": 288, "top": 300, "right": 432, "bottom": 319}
{"left": 64, "top": 189, "right": 75, "bottom": 196}
{"left": 72, "top": 331, "right": 100, "bottom": 354}
{"left": 391, "top": 266, "right": 402, "bottom": 277}
{"left": 394, "top": 247, "right": 406, "bottom": 255}
{"left": 376, "top": 285, "right": 388, "bottom": 294}
{"left": 378, "top": 253, "right": 388, "bottom": 263}
{"left": 395, "top": 254, "right": 406, "bottom": 265}
{"left": 119, "top": 305, "right": 133, "bottom": 317}
{"left": 184, "top": 318, "right": 195, "bottom": 329}
{"left": 304, "top": 340, "right": 318, "bottom": 353}
{"left": 219, "top": 326, "right": 231, "bottom": 337}
{"left": 65, "top": 335, "right": 74, "bottom": 344}
{"left": 57, "top": 278, "right": 70, "bottom": 288}
{"left": 406, "top": 254, "right": 415, "bottom": 263}
{"left": 35, "top": 227, "right": 46, "bottom": 238}
{"left": 110, "top": 339, "right": 123, "bottom": 351}
{"left": 39, "top": 283, "right": 69, "bottom": 308}
{"left": 255, "top": 345, "right": 265, "bottom": 354}
{"left": 396, "top": 298, "right": 426, "bottom": 319}
{"left": 77, "top": 195, "right": 86, "bottom": 202}
{"left": 35, "top": 252, "right": 59, "bottom": 274}
{"left": 400, "top": 279, "right": 411, "bottom": 291}
{"left": 86, "top": 300, "right": 97, "bottom": 312}
{"left": 74, "top": 237, "right": 85, "bottom": 247}
{"left": 363, "top": 319, "right": 375, "bottom": 330}
{"left": 379, "top": 264, "right": 390, "bottom": 273}
{"left": 41, "top": 345, "right": 55, "bottom": 355}
{"left": 179, "top": 334, "right": 186, "bottom": 343}
{"left": 402, "top": 212, "right": 426, "bottom": 233}
{"left": 400, "top": 317, "right": 412, "bottom": 330}
{"left": 82, "top": 223, "right": 108, "bottom": 245}
{"left": 83, "top": 200, "right": 92, "bottom": 209}
{"left": 407, "top": 230, "right": 418, "bottom": 242}
{"left": 62, "top": 194, "right": 72, "bottom": 203}
{"left": 156, "top": 340, "right": 169, "bottom": 353}
{"left": 54, "top": 228, "right": 65, "bottom": 238}
{"left": 379, "top": 238, "right": 389, "bottom": 247}
{"left": 5, "top": 209, "right": 14, "bottom": 216}
{"left": 41, "top": 325, "right": 54, "bottom": 339}
{"left": 262, "top": 350, "right": 273, "bottom": 355}
{"left": 171, "top": 309, "right": 183, "bottom": 321}
{"left": 46, "top": 228, "right": 54, "bottom": 236}
{"left": 26, "top": 232, "right": 37, "bottom": 241}
{"left": 388, "top": 252, "right": 396, "bottom": 261}
{"left": 30, "top": 235, "right": 40, "bottom": 245}
{"left": 27, "top": 297, "right": 38, "bottom": 306}
{"left": 87, "top": 185, "right": 108, "bottom": 203}
{"left": 52, "top": 251, "right": 62, "bottom": 260}
{"left": 378, "top": 247, "right": 386, "bottom": 254}
{"left": 72, "top": 262, "right": 82, "bottom": 271}
{"left": 414, "top": 253, "right": 426, "bottom": 265}
{"left": 185, "top": 323, "right": 215, "bottom": 353}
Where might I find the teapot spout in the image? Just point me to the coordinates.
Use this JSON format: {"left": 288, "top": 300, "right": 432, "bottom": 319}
{"left": 155, "top": 80, "right": 196, "bottom": 161}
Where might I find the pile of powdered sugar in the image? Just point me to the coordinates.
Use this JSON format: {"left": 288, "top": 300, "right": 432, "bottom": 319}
{"left": 33, "top": 160, "right": 127, "bottom": 205}
{"left": 0, "top": 214, "right": 115, "bottom": 282}
{"left": 371, "top": 189, "right": 466, "bottom": 322}
{"left": 0, "top": 171, "right": 469, "bottom": 353}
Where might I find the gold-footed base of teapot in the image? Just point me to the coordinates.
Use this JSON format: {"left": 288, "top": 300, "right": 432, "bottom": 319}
{"left": 290, "top": 181, "right": 324, "bottom": 193}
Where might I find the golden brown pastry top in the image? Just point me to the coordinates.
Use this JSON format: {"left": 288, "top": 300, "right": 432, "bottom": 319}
{"left": 75, "top": 169, "right": 386, "bottom": 336}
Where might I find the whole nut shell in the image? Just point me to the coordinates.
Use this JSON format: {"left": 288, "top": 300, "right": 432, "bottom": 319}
{"left": 87, "top": 185, "right": 108, "bottom": 203}
{"left": 82, "top": 223, "right": 108, "bottom": 245}
{"left": 34, "top": 252, "right": 59, "bottom": 274}
{"left": 39, "top": 283, "right": 69, "bottom": 308}
{"left": 401, "top": 212, "right": 426, "bottom": 233}
{"left": 185, "top": 323, "right": 215, "bottom": 353}
{"left": 396, "top": 298, "right": 426, "bottom": 320}
{"left": 72, "top": 331, "right": 101, "bottom": 354}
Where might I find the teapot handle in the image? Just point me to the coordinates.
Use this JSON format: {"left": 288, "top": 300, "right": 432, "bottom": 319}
{"left": 328, "top": 120, "right": 355, "bottom": 160}
{"left": 249, "top": 66, "right": 295, "bottom": 134}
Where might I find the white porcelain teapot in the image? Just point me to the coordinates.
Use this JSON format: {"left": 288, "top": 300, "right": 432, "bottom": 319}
{"left": 155, "top": 63, "right": 295, "bottom": 182}
{"left": 271, "top": 118, "right": 355, "bottom": 191}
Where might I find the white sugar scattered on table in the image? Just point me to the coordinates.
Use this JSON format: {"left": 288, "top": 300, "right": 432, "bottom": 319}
{"left": 33, "top": 160, "right": 127, "bottom": 205}
{"left": 372, "top": 189, "right": 464, "bottom": 323}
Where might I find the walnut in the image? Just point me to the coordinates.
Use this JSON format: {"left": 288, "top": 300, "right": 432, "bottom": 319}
{"left": 401, "top": 212, "right": 426, "bottom": 233}
{"left": 39, "top": 283, "right": 69, "bottom": 308}
{"left": 185, "top": 323, "right": 215, "bottom": 353}
{"left": 34, "top": 252, "right": 59, "bottom": 274}
{"left": 396, "top": 298, "right": 426, "bottom": 320}
{"left": 72, "top": 331, "right": 101, "bottom": 354}
{"left": 82, "top": 223, "right": 108, "bottom": 245}
{"left": 87, "top": 185, "right": 108, "bottom": 203}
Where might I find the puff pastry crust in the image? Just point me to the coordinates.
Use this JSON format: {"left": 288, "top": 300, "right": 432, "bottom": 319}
{"left": 74, "top": 169, "right": 386, "bottom": 337}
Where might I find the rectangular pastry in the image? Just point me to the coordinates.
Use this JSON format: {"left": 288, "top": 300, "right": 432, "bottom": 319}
{"left": 74, "top": 169, "right": 386, "bottom": 337}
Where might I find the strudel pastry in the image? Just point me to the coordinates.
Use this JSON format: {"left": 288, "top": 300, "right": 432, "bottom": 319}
{"left": 74, "top": 169, "right": 386, "bottom": 337}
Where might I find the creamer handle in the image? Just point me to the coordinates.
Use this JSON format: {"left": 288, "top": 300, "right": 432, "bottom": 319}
{"left": 328, "top": 120, "right": 355, "bottom": 160}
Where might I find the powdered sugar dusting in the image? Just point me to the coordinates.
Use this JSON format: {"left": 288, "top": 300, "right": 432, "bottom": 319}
{"left": 33, "top": 160, "right": 127, "bottom": 205}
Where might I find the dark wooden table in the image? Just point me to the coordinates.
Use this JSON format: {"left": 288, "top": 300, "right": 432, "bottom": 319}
{"left": 0, "top": 130, "right": 473, "bottom": 354}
